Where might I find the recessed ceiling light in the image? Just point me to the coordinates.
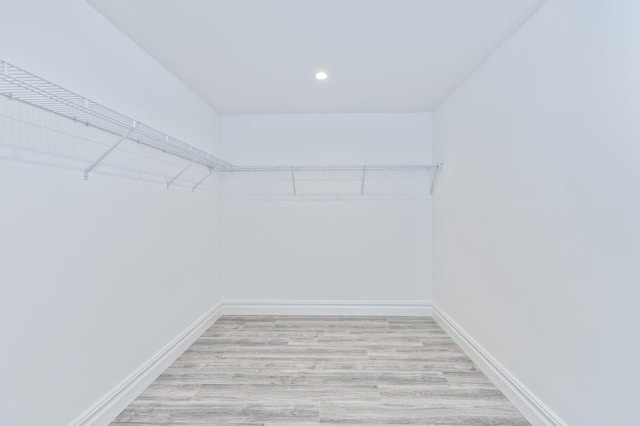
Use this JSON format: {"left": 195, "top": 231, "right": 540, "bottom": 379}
{"left": 315, "top": 71, "right": 328, "bottom": 80}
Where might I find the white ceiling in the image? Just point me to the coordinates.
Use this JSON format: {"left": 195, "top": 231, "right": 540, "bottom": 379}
{"left": 88, "top": 0, "right": 544, "bottom": 114}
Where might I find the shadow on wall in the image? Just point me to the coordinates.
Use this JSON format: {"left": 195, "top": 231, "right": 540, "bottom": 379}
{"left": 0, "top": 95, "right": 218, "bottom": 192}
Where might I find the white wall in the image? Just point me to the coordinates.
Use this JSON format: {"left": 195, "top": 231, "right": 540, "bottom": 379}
{"left": 220, "top": 113, "right": 431, "bottom": 165}
{"left": 0, "top": 1, "right": 218, "bottom": 153}
{"left": 219, "top": 113, "right": 432, "bottom": 306}
{"left": 433, "top": 0, "right": 640, "bottom": 424}
{"left": 0, "top": 1, "right": 222, "bottom": 425}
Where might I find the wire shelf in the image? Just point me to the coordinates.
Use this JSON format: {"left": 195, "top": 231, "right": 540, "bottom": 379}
{"left": 219, "top": 164, "right": 442, "bottom": 196}
{"left": 0, "top": 59, "right": 230, "bottom": 171}
{"left": 0, "top": 59, "right": 441, "bottom": 195}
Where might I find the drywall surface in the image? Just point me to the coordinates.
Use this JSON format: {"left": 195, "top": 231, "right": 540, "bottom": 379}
{"left": 219, "top": 113, "right": 431, "bottom": 166}
{"left": 0, "top": 1, "right": 222, "bottom": 425}
{"left": 219, "top": 113, "right": 432, "bottom": 303}
{"left": 433, "top": 0, "right": 640, "bottom": 424}
{"left": 1, "top": 0, "right": 218, "bottom": 152}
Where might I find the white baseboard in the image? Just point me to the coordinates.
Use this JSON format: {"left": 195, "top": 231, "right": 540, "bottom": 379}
{"left": 432, "top": 305, "right": 566, "bottom": 426}
{"left": 221, "top": 299, "right": 432, "bottom": 316}
{"left": 70, "top": 302, "right": 224, "bottom": 426}
{"left": 70, "top": 299, "right": 431, "bottom": 425}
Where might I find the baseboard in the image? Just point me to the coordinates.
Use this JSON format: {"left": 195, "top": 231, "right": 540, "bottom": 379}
{"left": 70, "top": 302, "right": 224, "bottom": 426}
{"left": 221, "top": 299, "right": 432, "bottom": 316}
{"left": 432, "top": 305, "right": 566, "bottom": 426}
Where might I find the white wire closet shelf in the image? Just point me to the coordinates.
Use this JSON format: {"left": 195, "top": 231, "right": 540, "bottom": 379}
{"left": 0, "top": 59, "right": 441, "bottom": 194}
{"left": 0, "top": 59, "right": 231, "bottom": 176}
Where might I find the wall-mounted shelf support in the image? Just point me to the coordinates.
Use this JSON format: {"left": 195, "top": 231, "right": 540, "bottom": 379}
{"left": 167, "top": 153, "right": 200, "bottom": 189}
{"left": 360, "top": 166, "right": 367, "bottom": 195}
{"left": 84, "top": 126, "right": 136, "bottom": 179}
{"left": 430, "top": 164, "right": 443, "bottom": 195}
{"left": 290, "top": 166, "right": 297, "bottom": 196}
{"left": 192, "top": 165, "right": 217, "bottom": 193}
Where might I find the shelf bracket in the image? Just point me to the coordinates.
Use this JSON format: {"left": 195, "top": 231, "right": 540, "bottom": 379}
{"left": 430, "top": 164, "right": 442, "bottom": 195}
{"left": 84, "top": 125, "right": 136, "bottom": 180}
{"left": 192, "top": 164, "right": 219, "bottom": 193}
{"left": 290, "top": 166, "right": 297, "bottom": 196}
{"left": 360, "top": 166, "right": 367, "bottom": 196}
{"left": 167, "top": 154, "right": 200, "bottom": 190}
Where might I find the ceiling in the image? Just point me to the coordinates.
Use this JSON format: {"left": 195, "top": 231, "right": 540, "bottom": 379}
{"left": 88, "top": 0, "right": 545, "bottom": 114}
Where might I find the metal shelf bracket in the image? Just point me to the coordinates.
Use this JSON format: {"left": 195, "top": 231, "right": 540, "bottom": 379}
{"left": 192, "top": 164, "right": 220, "bottom": 193}
{"left": 430, "top": 164, "right": 443, "bottom": 195}
{"left": 167, "top": 153, "right": 200, "bottom": 190}
{"left": 360, "top": 166, "right": 367, "bottom": 196}
{"left": 290, "top": 166, "right": 297, "bottom": 196}
{"left": 84, "top": 125, "right": 136, "bottom": 180}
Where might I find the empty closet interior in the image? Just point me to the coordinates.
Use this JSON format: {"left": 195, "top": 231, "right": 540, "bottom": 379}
{"left": 1, "top": 1, "right": 638, "bottom": 425}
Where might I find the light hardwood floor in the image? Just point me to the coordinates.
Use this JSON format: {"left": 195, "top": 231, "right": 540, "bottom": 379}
{"left": 112, "top": 316, "right": 529, "bottom": 425}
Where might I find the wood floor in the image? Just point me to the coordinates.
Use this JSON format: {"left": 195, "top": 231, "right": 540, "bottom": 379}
{"left": 112, "top": 316, "right": 529, "bottom": 425}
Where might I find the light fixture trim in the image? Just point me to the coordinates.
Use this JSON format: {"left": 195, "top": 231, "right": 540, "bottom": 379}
{"left": 315, "top": 71, "right": 328, "bottom": 80}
